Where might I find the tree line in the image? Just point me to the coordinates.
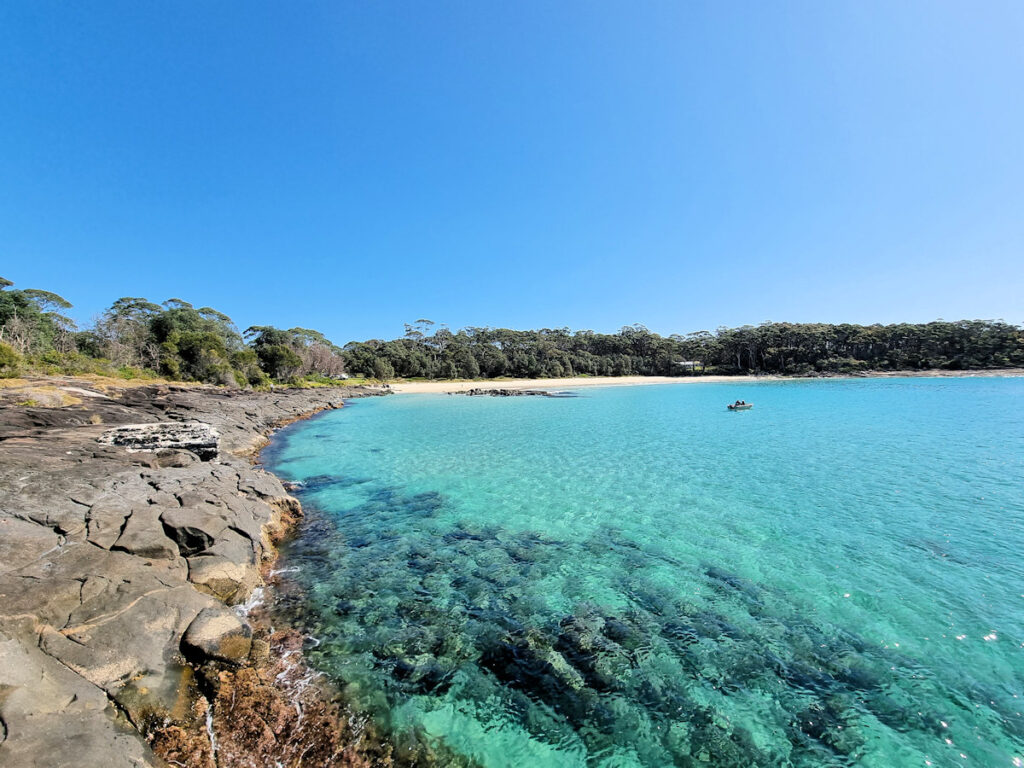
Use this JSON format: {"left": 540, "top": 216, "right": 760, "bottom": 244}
{"left": 1, "top": 277, "right": 1021, "bottom": 385}
{"left": 343, "top": 319, "right": 1024, "bottom": 380}
{"left": 0, "top": 278, "right": 346, "bottom": 386}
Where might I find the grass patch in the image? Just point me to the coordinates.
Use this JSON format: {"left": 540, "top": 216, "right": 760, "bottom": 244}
{"left": 286, "top": 375, "right": 377, "bottom": 388}
{"left": 71, "top": 374, "right": 189, "bottom": 393}
{"left": 7, "top": 385, "right": 83, "bottom": 407}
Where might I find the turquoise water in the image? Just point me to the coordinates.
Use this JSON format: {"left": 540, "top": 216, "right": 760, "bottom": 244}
{"left": 265, "top": 378, "right": 1024, "bottom": 767}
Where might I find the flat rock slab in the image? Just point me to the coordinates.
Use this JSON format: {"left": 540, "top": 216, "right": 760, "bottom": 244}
{"left": 99, "top": 421, "right": 220, "bottom": 461}
{"left": 0, "top": 627, "right": 158, "bottom": 768}
{"left": 0, "top": 517, "right": 63, "bottom": 574}
{"left": 60, "top": 386, "right": 111, "bottom": 399}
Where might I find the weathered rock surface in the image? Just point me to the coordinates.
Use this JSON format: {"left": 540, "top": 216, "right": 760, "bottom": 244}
{"left": 0, "top": 626, "right": 155, "bottom": 768}
{"left": 112, "top": 504, "right": 181, "bottom": 559}
{"left": 0, "top": 379, "right": 387, "bottom": 767}
{"left": 160, "top": 504, "right": 230, "bottom": 555}
{"left": 99, "top": 421, "right": 221, "bottom": 460}
{"left": 181, "top": 607, "right": 253, "bottom": 665}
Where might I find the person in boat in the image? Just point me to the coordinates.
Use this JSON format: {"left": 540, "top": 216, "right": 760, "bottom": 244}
{"left": 735, "top": 400, "right": 742, "bottom": 405}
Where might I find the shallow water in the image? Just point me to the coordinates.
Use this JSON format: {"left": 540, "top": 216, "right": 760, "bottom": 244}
{"left": 265, "top": 378, "right": 1024, "bottom": 767}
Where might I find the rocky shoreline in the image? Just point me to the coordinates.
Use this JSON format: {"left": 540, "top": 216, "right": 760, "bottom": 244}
{"left": 447, "top": 388, "right": 577, "bottom": 398}
{"left": 0, "top": 379, "right": 396, "bottom": 767}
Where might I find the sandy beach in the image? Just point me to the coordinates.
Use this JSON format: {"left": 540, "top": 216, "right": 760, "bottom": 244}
{"left": 389, "top": 369, "right": 1024, "bottom": 394}
{"left": 388, "top": 375, "right": 780, "bottom": 394}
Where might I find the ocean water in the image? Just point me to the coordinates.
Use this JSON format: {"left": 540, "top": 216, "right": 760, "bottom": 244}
{"left": 264, "top": 378, "right": 1024, "bottom": 767}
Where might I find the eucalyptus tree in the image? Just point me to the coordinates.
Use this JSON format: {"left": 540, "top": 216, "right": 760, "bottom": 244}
{"left": 0, "top": 278, "right": 76, "bottom": 355}
{"left": 92, "top": 297, "right": 163, "bottom": 368}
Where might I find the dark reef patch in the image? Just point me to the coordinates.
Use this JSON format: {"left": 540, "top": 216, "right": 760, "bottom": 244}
{"left": 261, "top": 470, "right": 1018, "bottom": 767}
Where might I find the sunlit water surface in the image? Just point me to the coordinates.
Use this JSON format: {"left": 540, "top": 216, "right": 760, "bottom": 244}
{"left": 265, "top": 378, "right": 1024, "bottom": 767}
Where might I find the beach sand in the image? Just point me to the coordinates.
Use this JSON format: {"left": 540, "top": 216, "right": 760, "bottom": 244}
{"left": 387, "top": 369, "right": 1024, "bottom": 394}
{"left": 388, "top": 375, "right": 778, "bottom": 394}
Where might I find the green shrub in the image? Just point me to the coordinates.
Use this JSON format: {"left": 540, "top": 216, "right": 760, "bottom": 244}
{"left": 117, "top": 365, "right": 158, "bottom": 380}
{"left": 47, "top": 352, "right": 116, "bottom": 377}
{"left": 0, "top": 342, "right": 23, "bottom": 377}
{"left": 296, "top": 373, "right": 351, "bottom": 388}
{"left": 815, "top": 357, "right": 869, "bottom": 374}
{"left": 372, "top": 358, "right": 395, "bottom": 382}
{"left": 257, "top": 344, "right": 303, "bottom": 381}
{"left": 229, "top": 349, "right": 271, "bottom": 389}
{"left": 160, "top": 357, "right": 181, "bottom": 379}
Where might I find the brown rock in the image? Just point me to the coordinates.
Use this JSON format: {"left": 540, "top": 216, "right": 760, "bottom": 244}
{"left": 182, "top": 607, "right": 252, "bottom": 665}
{"left": 153, "top": 448, "right": 201, "bottom": 468}
{"left": 187, "top": 530, "right": 260, "bottom": 603}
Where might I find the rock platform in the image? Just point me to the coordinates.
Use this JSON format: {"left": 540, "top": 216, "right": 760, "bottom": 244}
{"left": 0, "top": 380, "right": 388, "bottom": 767}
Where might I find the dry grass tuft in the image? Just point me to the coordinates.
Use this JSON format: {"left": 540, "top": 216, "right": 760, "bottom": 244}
{"left": 2, "top": 384, "right": 83, "bottom": 407}
{"left": 72, "top": 374, "right": 177, "bottom": 392}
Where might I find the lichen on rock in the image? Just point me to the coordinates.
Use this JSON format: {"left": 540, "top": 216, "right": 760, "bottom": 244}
{"left": 99, "top": 421, "right": 220, "bottom": 461}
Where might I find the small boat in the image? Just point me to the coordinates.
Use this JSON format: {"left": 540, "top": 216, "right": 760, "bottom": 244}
{"left": 727, "top": 402, "right": 753, "bottom": 411}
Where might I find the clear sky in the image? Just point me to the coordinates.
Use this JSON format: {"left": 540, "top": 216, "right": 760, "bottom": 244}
{"left": 2, "top": 2, "right": 1022, "bottom": 344}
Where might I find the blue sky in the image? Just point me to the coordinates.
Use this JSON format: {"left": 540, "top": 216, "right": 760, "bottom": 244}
{"left": 2, "top": 2, "right": 1022, "bottom": 344}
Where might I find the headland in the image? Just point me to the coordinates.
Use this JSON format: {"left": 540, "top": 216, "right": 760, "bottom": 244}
{"left": 0, "top": 377, "right": 400, "bottom": 767}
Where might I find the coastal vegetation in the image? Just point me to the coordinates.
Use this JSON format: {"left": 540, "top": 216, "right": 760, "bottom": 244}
{"left": 2, "top": 277, "right": 1022, "bottom": 385}
{"left": 0, "top": 277, "right": 347, "bottom": 387}
{"left": 337, "top": 319, "right": 1024, "bottom": 378}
